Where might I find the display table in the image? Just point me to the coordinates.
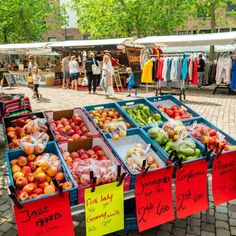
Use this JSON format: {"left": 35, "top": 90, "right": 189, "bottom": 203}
{"left": 10, "top": 71, "right": 56, "bottom": 86}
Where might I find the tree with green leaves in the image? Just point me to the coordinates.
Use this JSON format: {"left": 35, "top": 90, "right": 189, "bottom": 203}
{"left": 190, "top": 0, "right": 236, "bottom": 61}
{"left": 70, "top": 0, "right": 193, "bottom": 38}
{"left": 0, "top": 0, "right": 66, "bottom": 43}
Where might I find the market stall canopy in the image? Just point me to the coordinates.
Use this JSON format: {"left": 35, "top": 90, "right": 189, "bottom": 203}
{"left": 135, "top": 32, "right": 236, "bottom": 47}
{"left": 0, "top": 42, "right": 53, "bottom": 55}
{"left": 50, "top": 38, "right": 132, "bottom": 48}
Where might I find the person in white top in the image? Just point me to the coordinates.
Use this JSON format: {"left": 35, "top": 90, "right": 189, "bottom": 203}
{"left": 102, "top": 54, "right": 115, "bottom": 98}
{"left": 69, "top": 56, "right": 80, "bottom": 90}
{"left": 32, "top": 67, "right": 41, "bottom": 102}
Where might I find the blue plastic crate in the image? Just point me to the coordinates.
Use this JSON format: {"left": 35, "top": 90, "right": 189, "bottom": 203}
{"left": 5, "top": 142, "right": 78, "bottom": 206}
{"left": 104, "top": 128, "right": 167, "bottom": 189}
{"left": 142, "top": 125, "right": 206, "bottom": 165}
{"left": 83, "top": 102, "right": 137, "bottom": 135}
{"left": 2, "top": 112, "right": 56, "bottom": 150}
{"left": 116, "top": 98, "right": 168, "bottom": 128}
{"left": 145, "top": 95, "right": 200, "bottom": 121}
{"left": 182, "top": 117, "right": 236, "bottom": 149}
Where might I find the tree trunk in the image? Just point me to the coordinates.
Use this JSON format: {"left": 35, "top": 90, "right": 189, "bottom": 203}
{"left": 210, "top": 1, "right": 216, "bottom": 62}
{"left": 3, "top": 27, "right": 8, "bottom": 43}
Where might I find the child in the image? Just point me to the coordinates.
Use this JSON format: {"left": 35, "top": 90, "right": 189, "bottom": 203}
{"left": 126, "top": 67, "right": 137, "bottom": 97}
{"left": 32, "top": 67, "right": 40, "bottom": 102}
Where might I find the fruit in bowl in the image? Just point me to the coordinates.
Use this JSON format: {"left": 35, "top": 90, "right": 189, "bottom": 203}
{"left": 10, "top": 153, "right": 73, "bottom": 201}
{"left": 48, "top": 113, "right": 93, "bottom": 141}
{"left": 157, "top": 104, "right": 193, "bottom": 120}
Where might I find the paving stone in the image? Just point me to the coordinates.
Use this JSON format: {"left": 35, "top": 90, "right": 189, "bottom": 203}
{"left": 230, "top": 218, "right": 236, "bottom": 226}
{"left": 216, "top": 206, "right": 228, "bottom": 214}
{"left": 160, "top": 223, "right": 173, "bottom": 232}
{"left": 215, "top": 212, "right": 228, "bottom": 221}
{"left": 216, "top": 229, "right": 230, "bottom": 236}
{"left": 215, "top": 220, "right": 229, "bottom": 230}
{"left": 4, "top": 229, "right": 17, "bottom": 236}
{"left": 0, "top": 218, "right": 6, "bottom": 225}
{"left": 0, "top": 222, "right": 13, "bottom": 233}
{"left": 172, "top": 226, "right": 186, "bottom": 236}
{"left": 0, "top": 204, "right": 10, "bottom": 212}
{"left": 191, "top": 218, "right": 201, "bottom": 227}
{"left": 0, "top": 209, "right": 13, "bottom": 219}
{"left": 229, "top": 204, "right": 236, "bottom": 212}
{"left": 201, "top": 231, "right": 215, "bottom": 236}
{"left": 0, "top": 231, "right": 4, "bottom": 236}
{"left": 155, "top": 231, "right": 170, "bottom": 236}
{"left": 174, "top": 219, "right": 187, "bottom": 228}
{"left": 193, "top": 212, "right": 201, "bottom": 218}
{"left": 187, "top": 225, "right": 201, "bottom": 235}
{"left": 230, "top": 226, "right": 236, "bottom": 236}
{"left": 201, "top": 223, "right": 215, "bottom": 233}
{"left": 229, "top": 200, "right": 236, "bottom": 205}
{"left": 229, "top": 211, "right": 236, "bottom": 218}
{"left": 201, "top": 214, "right": 215, "bottom": 224}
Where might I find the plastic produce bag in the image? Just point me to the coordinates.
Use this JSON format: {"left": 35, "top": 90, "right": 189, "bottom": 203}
{"left": 18, "top": 132, "right": 49, "bottom": 154}
{"left": 163, "top": 119, "right": 188, "bottom": 139}
{"left": 23, "top": 118, "right": 48, "bottom": 134}
{"left": 34, "top": 152, "right": 62, "bottom": 171}
{"left": 71, "top": 158, "right": 117, "bottom": 188}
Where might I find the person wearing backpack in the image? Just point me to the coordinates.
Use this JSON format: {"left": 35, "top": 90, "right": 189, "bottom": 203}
{"left": 85, "top": 52, "right": 101, "bottom": 94}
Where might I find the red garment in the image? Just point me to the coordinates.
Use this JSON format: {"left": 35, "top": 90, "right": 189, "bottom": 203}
{"left": 192, "top": 58, "right": 198, "bottom": 85}
{"left": 111, "top": 58, "right": 118, "bottom": 66}
{"left": 156, "top": 58, "right": 164, "bottom": 80}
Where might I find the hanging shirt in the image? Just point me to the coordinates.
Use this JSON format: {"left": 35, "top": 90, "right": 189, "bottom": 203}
{"left": 156, "top": 58, "right": 164, "bottom": 81}
{"left": 175, "top": 58, "right": 182, "bottom": 80}
{"left": 162, "top": 58, "right": 169, "bottom": 81}
{"left": 188, "top": 57, "right": 193, "bottom": 82}
{"left": 215, "top": 57, "right": 232, "bottom": 85}
{"left": 166, "top": 58, "right": 172, "bottom": 81}
{"left": 181, "top": 56, "right": 189, "bottom": 80}
{"left": 170, "top": 58, "right": 175, "bottom": 81}
{"left": 192, "top": 58, "right": 198, "bottom": 85}
{"left": 230, "top": 60, "right": 236, "bottom": 90}
{"left": 141, "top": 59, "right": 153, "bottom": 83}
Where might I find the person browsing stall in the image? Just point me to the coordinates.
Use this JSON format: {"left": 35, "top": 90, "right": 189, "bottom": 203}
{"left": 197, "top": 53, "right": 205, "bottom": 89}
{"left": 32, "top": 67, "right": 41, "bottom": 102}
{"left": 69, "top": 56, "right": 80, "bottom": 90}
{"left": 126, "top": 67, "right": 138, "bottom": 97}
{"left": 61, "top": 54, "right": 71, "bottom": 89}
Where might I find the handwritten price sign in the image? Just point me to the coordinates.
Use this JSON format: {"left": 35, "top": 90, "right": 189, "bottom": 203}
{"left": 175, "top": 160, "right": 208, "bottom": 219}
{"left": 135, "top": 167, "right": 175, "bottom": 232}
{"left": 13, "top": 192, "right": 74, "bottom": 236}
{"left": 212, "top": 151, "right": 236, "bottom": 205}
{"left": 85, "top": 182, "right": 124, "bottom": 236}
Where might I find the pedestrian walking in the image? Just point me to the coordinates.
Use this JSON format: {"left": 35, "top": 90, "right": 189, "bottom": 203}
{"left": 69, "top": 56, "right": 80, "bottom": 90}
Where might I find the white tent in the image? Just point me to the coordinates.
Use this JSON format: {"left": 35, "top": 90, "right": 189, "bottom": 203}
{"left": 50, "top": 38, "right": 133, "bottom": 48}
{"left": 135, "top": 32, "right": 236, "bottom": 47}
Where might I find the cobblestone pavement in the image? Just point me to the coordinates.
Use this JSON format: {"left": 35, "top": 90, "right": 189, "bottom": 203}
{"left": 0, "top": 85, "right": 236, "bottom": 236}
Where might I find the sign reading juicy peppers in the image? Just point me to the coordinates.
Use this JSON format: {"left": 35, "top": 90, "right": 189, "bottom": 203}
{"left": 135, "top": 167, "right": 175, "bottom": 232}
{"left": 85, "top": 182, "right": 124, "bottom": 236}
{"left": 175, "top": 160, "right": 209, "bottom": 218}
{"left": 13, "top": 192, "right": 74, "bottom": 236}
{"left": 212, "top": 151, "right": 236, "bottom": 205}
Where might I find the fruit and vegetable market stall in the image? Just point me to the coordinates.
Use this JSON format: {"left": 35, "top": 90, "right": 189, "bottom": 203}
{"left": 2, "top": 94, "right": 236, "bottom": 236}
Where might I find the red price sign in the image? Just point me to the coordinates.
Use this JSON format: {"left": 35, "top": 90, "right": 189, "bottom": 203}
{"left": 13, "top": 192, "right": 74, "bottom": 236}
{"left": 212, "top": 151, "right": 236, "bottom": 205}
{"left": 175, "top": 160, "right": 208, "bottom": 219}
{"left": 135, "top": 167, "right": 174, "bottom": 232}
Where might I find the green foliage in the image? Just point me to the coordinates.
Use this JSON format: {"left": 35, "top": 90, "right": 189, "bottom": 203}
{"left": 70, "top": 0, "right": 193, "bottom": 38}
{"left": 0, "top": 0, "right": 65, "bottom": 43}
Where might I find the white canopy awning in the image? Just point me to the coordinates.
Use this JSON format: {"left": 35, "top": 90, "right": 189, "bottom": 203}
{"left": 135, "top": 32, "right": 236, "bottom": 47}
{"left": 0, "top": 42, "right": 50, "bottom": 50}
{"left": 50, "top": 38, "right": 133, "bottom": 48}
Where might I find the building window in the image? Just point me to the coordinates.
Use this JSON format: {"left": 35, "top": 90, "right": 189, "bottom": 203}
{"left": 83, "top": 35, "right": 90, "bottom": 40}
{"left": 226, "top": 3, "right": 236, "bottom": 11}
{"left": 65, "top": 36, "right": 74, "bottom": 40}
{"left": 48, "top": 37, "right": 57, "bottom": 42}
{"left": 199, "top": 29, "right": 211, "bottom": 34}
{"left": 178, "top": 30, "right": 188, "bottom": 35}
{"left": 220, "top": 28, "right": 230, "bottom": 32}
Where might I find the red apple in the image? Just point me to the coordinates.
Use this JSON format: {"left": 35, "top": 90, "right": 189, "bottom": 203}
{"left": 46, "top": 166, "right": 58, "bottom": 177}
{"left": 71, "top": 152, "right": 79, "bottom": 159}
{"left": 13, "top": 172, "right": 24, "bottom": 181}
{"left": 80, "top": 153, "right": 89, "bottom": 159}
{"left": 28, "top": 154, "right": 36, "bottom": 161}
{"left": 90, "top": 154, "right": 98, "bottom": 160}
{"left": 67, "top": 129, "right": 75, "bottom": 136}
{"left": 33, "top": 188, "right": 44, "bottom": 195}
{"left": 29, "top": 193, "right": 38, "bottom": 199}
{"left": 22, "top": 166, "right": 31, "bottom": 176}
{"left": 85, "top": 132, "right": 93, "bottom": 138}
{"left": 79, "top": 136, "right": 87, "bottom": 141}
{"left": 61, "top": 182, "right": 73, "bottom": 190}
{"left": 12, "top": 164, "right": 21, "bottom": 173}
{"left": 44, "top": 185, "right": 56, "bottom": 194}
{"left": 23, "top": 183, "right": 36, "bottom": 194}
{"left": 87, "top": 149, "right": 95, "bottom": 156}
{"left": 96, "top": 150, "right": 105, "bottom": 157}
{"left": 55, "top": 172, "right": 64, "bottom": 182}
{"left": 93, "top": 146, "right": 102, "bottom": 152}
{"left": 27, "top": 173, "right": 35, "bottom": 183}
{"left": 71, "top": 134, "right": 80, "bottom": 141}
{"left": 28, "top": 161, "right": 37, "bottom": 171}
{"left": 19, "top": 191, "right": 29, "bottom": 201}
{"left": 81, "top": 126, "right": 89, "bottom": 133}
{"left": 17, "top": 156, "right": 28, "bottom": 167}
{"left": 39, "top": 182, "right": 49, "bottom": 189}
{"left": 99, "top": 155, "right": 108, "bottom": 160}
{"left": 16, "top": 176, "right": 28, "bottom": 188}
{"left": 77, "top": 148, "right": 85, "bottom": 155}
{"left": 72, "top": 114, "right": 83, "bottom": 125}
{"left": 35, "top": 172, "right": 47, "bottom": 184}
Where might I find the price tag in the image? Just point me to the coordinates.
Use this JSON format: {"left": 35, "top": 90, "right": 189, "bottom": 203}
{"left": 135, "top": 167, "right": 175, "bottom": 232}
{"left": 212, "top": 151, "right": 236, "bottom": 205}
{"left": 85, "top": 182, "right": 124, "bottom": 236}
{"left": 13, "top": 192, "right": 74, "bottom": 236}
{"left": 175, "top": 160, "right": 208, "bottom": 219}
